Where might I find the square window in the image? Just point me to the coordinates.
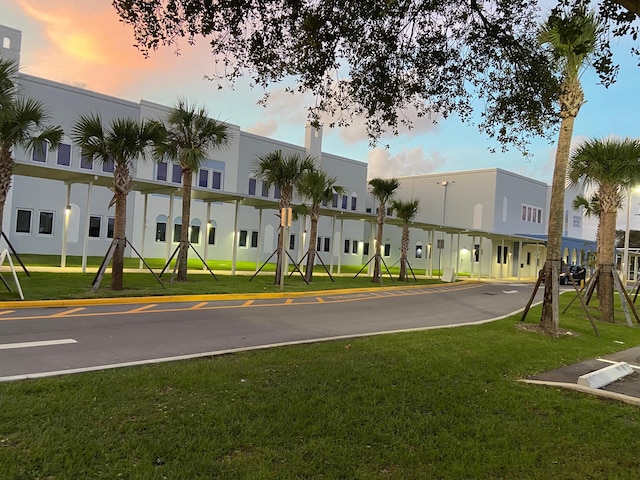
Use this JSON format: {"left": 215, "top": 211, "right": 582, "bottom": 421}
{"left": 89, "top": 216, "right": 101, "bottom": 238}
{"left": 261, "top": 182, "right": 269, "bottom": 197}
{"left": 274, "top": 185, "right": 281, "bottom": 199}
{"left": 208, "top": 226, "right": 216, "bottom": 245}
{"left": 32, "top": 140, "right": 47, "bottom": 162}
{"left": 172, "top": 164, "right": 182, "bottom": 184}
{"left": 102, "top": 159, "right": 114, "bottom": 173}
{"left": 199, "top": 169, "right": 209, "bottom": 188}
{"left": 251, "top": 231, "right": 259, "bottom": 248}
{"left": 248, "top": 178, "right": 256, "bottom": 195}
{"left": 239, "top": 229, "right": 248, "bottom": 247}
{"left": 212, "top": 171, "right": 222, "bottom": 190}
{"left": 80, "top": 153, "right": 93, "bottom": 170}
{"left": 363, "top": 242, "right": 369, "bottom": 256}
{"left": 190, "top": 225, "right": 200, "bottom": 244}
{"left": 107, "top": 217, "right": 114, "bottom": 239}
{"left": 39, "top": 211, "right": 54, "bottom": 235}
{"left": 156, "top": 162, "right": 168, "bottom": 181}
{"left": 57, "top": 143, "right": 71, "bottom": 166}
{"left": 156, "top": 222, "right": 167, "bottom": 242}
{"left": 173, "top": 224, "right": 181, "bottom": 242}
{"left": 16, "top": 209, "right": 32, "bottom": 233}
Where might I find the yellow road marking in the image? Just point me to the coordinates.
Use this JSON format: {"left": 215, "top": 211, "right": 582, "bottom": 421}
{"left": 242, "top": 300, "right": 254, "bottom": 306}
{"left": 130, "top": 304, "right": 157, "bottom": 313}
{"left": 50, "top": 307, "right": 85, "bottom": 317}
{"left": 189, "top": 302, "right": 209, "bottom": 310}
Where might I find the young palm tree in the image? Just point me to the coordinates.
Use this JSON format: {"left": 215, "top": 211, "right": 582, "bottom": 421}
{"left": 0, "top": 57, "right": 63, "bottom": 240}
{"left": 253, "top": 150, "right": 316, "bottom": 285}
{"left": 296, "top": 168, "right": 345, "bottom": 283}
{"left": 538, "top": 4, "right": 603, "bottom": 334}
{"left": 72, "top": 114, "right": 164, "bottom": 290}
{"left": 568, "top": 137, "right": 640, "bottom": 322}
{"left": 368, "top": 177, "right": 399, "bottom": 283}
{"left": 155, "top": 100, "right": 229, "bottom": 281}
{"left": 390, "top": 198, "right": 420, "bottom": 281}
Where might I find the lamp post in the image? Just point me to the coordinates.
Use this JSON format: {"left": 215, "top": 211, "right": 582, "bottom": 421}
{"left": 622, "top": 188, "right": 631, "bottom": 285}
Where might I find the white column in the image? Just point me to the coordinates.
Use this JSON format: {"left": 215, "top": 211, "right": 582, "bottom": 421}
{"left": 337, "top": 218, "right": 344, "bottom": 274}
{"left": 203, "top": 202, "right": 211, "bottom": 270}
{"left": 166, "top": 195, "right": 174, "bottom": 262}
{"left": 138, "top": 193, "right": 148, "bottom": 270}
{"left": 81, "top": 181, "right": 93, "bottom": 273}
{"left": 255, "top": 209, "right": 263, "bottom": 272}
{"left": 60, "top": 184, "right": 71, "bottom": 268}
{"left": 231, "top": 200, "right": 239, "bottom": 275}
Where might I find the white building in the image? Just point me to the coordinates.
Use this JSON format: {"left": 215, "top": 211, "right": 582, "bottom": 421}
{"left": 1, "top": 24, "right": 595, "bottom": 280}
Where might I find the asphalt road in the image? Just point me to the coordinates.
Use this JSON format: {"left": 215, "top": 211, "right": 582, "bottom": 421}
{"left": 0, "top": 282, "right": 543, "bottom": 381}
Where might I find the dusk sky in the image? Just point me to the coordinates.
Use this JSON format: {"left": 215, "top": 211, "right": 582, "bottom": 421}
{"left": 2, "top": 0, "right": 640, "bottom": 235}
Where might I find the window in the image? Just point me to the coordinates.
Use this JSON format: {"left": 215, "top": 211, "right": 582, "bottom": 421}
{"left": 526, "top": 252, "right": 531, "bottom": 265}
{"left": 366, "top": 208, "right": 372, "bottom": 213}
{"left": 317, "top": 237, "right": 322, "bottom": 251}
{"left": 352, "top": 240, "right": 358, "bottom": 254}
{"left": 16, "top": 209, "right": 32, "bottom": 233}
{"left": 190, "top": 225, "right": 200, "bottom": 244}
{"left": 39, "top": 211, "right": 54, "bottom": 235}
{"left": 173, "top": 224, "right": 182, "bottom": 242}
{"left": 274, "top": 185, "right": 281, "bottom": 199}
{"left": 261, "top": 182, "right": 269, "bottom": 197}
{"left": 80, "top": 153, "right": 93, "bottom": 170}
{"left": 32, "top": 140, "right": 47, "bottom": 162}
{"left": 341, "top": 195, "right": 348, "bottom": 209}
{"left": 344, "top": 239, "right": 351, "bottom": 254}
{"left": 415, "top": 243, "right": 423, "bottom": 259}
{"left": 521, "top": 204, "right": 543, "bottom": 224}
{"left": 57, "top": 143, "right": 71, "bottom": 166}
{"left": 156, "top": 162, "right": 168, "bottom": 181}
{"left": 212, "top": 171, "right": 222, "bottom": 190}
{"left": 251, "top": 231, "right": 259, "bottom": 248}
{"left": 324, "top": 237, "right": 331, "bottom": 252}
{"left": 332, "top": 193, "right": 338, "bottom": 208}
{"left": 208, "top": 226, "right": 216, "bottom": 245}
{"left": 239, "top": 229, "right": 248, "bottom": 247}
{"left": 363, "top": 242, "right": 370, "bottom": 256}
{"left": 199, "top": 169, "right": 209, "bottom": 188}
{"left": 107, "top": 217, "right": 114, "bottom": 239}
{"left": 156, "top": 222, "right": 167, "bottom": 242}
{"left": 474, "top": 244, "right": 480, "bottom": 262}
{"left": 248, "top": 178, "right": 257, "bottom": 195}
{"left": 351, "top": 195, "right": 357, "bottom": 211}
{"left": 289, "top": 234, "right": 295, "bottom": 250}
{"left": 386, "top": 207, "right": 393, "bottom": 216}
{"left": 88, "top": 216, "right": 101, "bottom": 238}
{"left": 172, "top": 164, "right": 183, "bottom": 184}
{"left": 384, "top": 243, "right": 391, "bottom": 257}
{"left": 497, "top": 246, "right": 508, "bottom": 264}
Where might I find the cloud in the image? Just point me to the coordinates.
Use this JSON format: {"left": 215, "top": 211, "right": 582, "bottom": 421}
{"left": 246, "top": 119, "right": 278, "bottom": 137}
{"left": 367, "top": 147, "right": 446, "bottom": 179}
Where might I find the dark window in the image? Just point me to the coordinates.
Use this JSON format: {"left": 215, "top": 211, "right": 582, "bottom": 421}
{"left": 199, "top": 169, "right": 209, "bottom": 188}
{"left": 107, "top": 217, "right": 114, "bottom": 239}
{"left": 251, "top": 231, "right": 259, "bottom": 248}
{"left": 88, "top": 216, "right": 101, "bottom": 237}
{"left": 332, "top": 193, "right": 338, "bottom": 208}
{"left": 322, "top": 199, "right": 328, "bottom": 207}
{"left": 39, "top": 211, "right": 54, "bottom": 235}
{"left": 80, "top": 153, "right": 92, "bottom": 170}
{"left": 172, "top": 164, "right": 182, "bottom": 184}
{"left": 32, "top": 140, "right": 47, "bottom": 162}
{"left": 352, "top": 240, "right": 358, "bottom": 254}
{"left": 261, "top": 182, "right": 269, "bottom": 197}
{"left": 156, "top": 222, "right": 166, "bottom": 242}
{"left": 387, "top": 207, "right": 393, "bottom": 216}
{"left": 341, "top": 195, "right": 348, "bottom": 209}
{"left": 173, "top": 224, "right": 181, "bottom": 242}
{"left": 208, "top": 226, "right": 216, "bottom": 245}
{"left": 384, "top": 243, "right": 391, "bottom": 257}
{"left": 317, "top": 237, "right": 322, "bottom": 251}
{"left": 344, "top": 239, "right": 350, "bottom": 254}
{"left": 497, "top": 246, "right": 502, "bottom": 264}
{"left": 274, "top": 185, "right": 281, "bottom": 199}
{"left": 156, "top": 162, "right": 168, "bottom": 181}
{"left": 248, "top": 178, "right": 256, "bottom": 195}
{"left": 366, "top": 208, "right": 372, "bottom": 213}
{"left": 324, "top": 237, "right": 330, "bottom": 252}
{"left": 526, "top": 252, "right": 531, "bottom": 265}
{"left": 503, "top": 246, "right": 508, "bottom": 264}
{"left": 351, "top": 196, "right": 357, "bottom": 211}
{"left": 102, "top": 159, "right": 114, "bottom": 173}
{"left": 239, "top": 230, "right": 248, "bottom": 247}
{"left": 57, "top": 143, "right": 71, "bottom": 166}
{"left": 190, "top": 225, "right": 200, "bottom": 244}
{"left": 212, "top": 171, "right": 222, "bottom": 190}
{"left": 474, "top": 244, "right": 480, "bottom": 262}
{"left": 415, "top": 244, "right": 422, "bottom": 259}
{"left": 16, "top": 209, "right": 32, "bottom": 233}
{"left": 289, "top": 234, "right": 295, "bottom": 250}
{"left": 363, "top": 242, "right": 369, "bottom": 255}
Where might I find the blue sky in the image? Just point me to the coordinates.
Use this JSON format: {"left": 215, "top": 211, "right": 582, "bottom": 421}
{"left": 2, "top": 0, "right": 639, "bottom": 220}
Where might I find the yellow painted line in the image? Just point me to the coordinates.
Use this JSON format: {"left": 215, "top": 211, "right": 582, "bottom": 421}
{"left": 242, "top": 300, "right": 254, "bottom": 306}
{"left": 285, "top": 299, "right": 293, "bottom": 305}
{"left": 0, "top": 310, "right": 15, "bottom": 315}
{"left": 50, "top": 307, "right": 85, "bottom": 317}
{"left": 316, "top": 297, "right": 325, "bottom": 303}
{"left": 130, "top": 304, "right": 157, "bottom": 313}
{"left": 189, "top": 302, "right": 209, "bottom": 310}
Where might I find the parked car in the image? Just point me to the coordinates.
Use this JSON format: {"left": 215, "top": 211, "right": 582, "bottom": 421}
{"left": 568, "top": 264, "right": 586, "bottom": 284}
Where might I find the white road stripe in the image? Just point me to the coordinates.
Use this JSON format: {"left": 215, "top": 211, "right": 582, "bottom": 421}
{"left": 0, "top": 338, "right": 77, "bottom": 350}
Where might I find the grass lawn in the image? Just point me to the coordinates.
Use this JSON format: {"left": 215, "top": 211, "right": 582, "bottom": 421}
{"left": 1, "top": 292, "right": 640, "bottom": 478}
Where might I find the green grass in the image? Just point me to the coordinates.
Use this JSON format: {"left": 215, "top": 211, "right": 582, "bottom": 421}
{"left": 1, "top": 296, "right": 640, "bottom": 479}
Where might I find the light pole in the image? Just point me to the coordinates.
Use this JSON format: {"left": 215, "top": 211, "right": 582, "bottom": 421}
{"left": 622, "top": 188, "right": 631, "bottom": 285}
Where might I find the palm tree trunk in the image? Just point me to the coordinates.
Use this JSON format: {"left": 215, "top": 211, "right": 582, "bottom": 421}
{"left": 177, "top": 169, "right": 192, "bottom": 281}
{"left": 541, "top": 115, "right": 576, "bottom": 334}
{"left": 0, "top": 148, "right": 14, "bottom": 240}
{"left": 111, "top": 192, "right": 127, "bottom": 291}
{"left": 598, "top": 206, "right": 617, "bottom": 322}
{"left": 305, "top": 209, "right": 320, "bottom": 283}
{"left": 373, "top": 205, "right": 385, "bottom": 283}
{"left": 399, "top": 226, "right": 409, "bottom": 281}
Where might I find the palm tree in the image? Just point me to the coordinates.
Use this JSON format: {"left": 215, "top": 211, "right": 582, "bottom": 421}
{"left": 0, "top": 57, "right": 63, "bottom": 240}
{"left": 390, "top": 198, "right": 420, "bottom": 281}
{"left": 72, "top": 114, "right": 164, "bottom": 290}
{"left": 568, "top": 137, "right": 640, "bottom": 322}
{"left": 538, "top": 4, "right": 603, "bottom": 334}
{"left": 296, "top": 168, "right": 345, "bottom": 283}
{"left": 253, "top": 150, "right": 316, "bottom": 285}
{"left": 368, "top": 177, "right": 399, "bottom": 283}
{"left": 155, "top": 100, "right": 229, "bottom": 281}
